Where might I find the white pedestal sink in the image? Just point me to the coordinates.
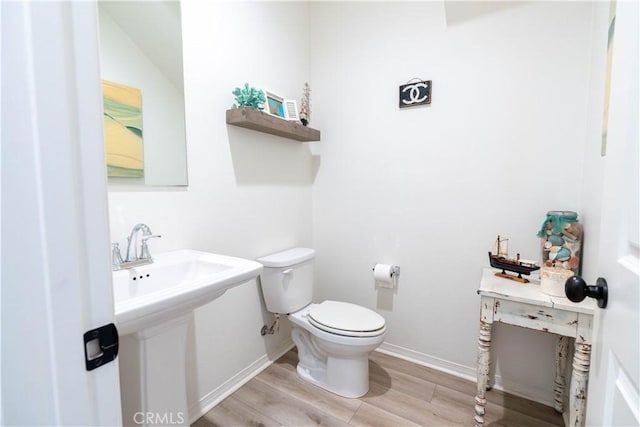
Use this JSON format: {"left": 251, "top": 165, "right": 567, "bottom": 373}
{"left": 112, "top": 250, "right": 262, "bottom": 427}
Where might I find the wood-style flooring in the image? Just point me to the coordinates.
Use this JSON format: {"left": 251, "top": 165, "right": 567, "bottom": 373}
{"left": 192, "top": 349, "right": 563, "bottom": 427}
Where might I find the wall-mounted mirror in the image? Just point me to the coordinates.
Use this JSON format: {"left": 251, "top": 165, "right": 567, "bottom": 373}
{"left": 98, "top": 1, "right": 188, "bottom": 186}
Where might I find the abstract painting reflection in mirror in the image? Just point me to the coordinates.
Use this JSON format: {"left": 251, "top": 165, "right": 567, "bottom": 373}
{"left": 102, "top": 80, "right": 144, "bottom": 178}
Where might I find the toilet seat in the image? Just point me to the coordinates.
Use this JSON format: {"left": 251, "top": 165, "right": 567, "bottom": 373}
{"left": 308, "top": 300, "right": 386, "bottom": 337}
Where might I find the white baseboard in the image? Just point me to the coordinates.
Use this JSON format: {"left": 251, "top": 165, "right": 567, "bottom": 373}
{"left": 376, "top": 342, "right": 554, "bottom": 408}
{"left": 376, "top": 342, "right": 478, "bottom": 383}
{"left": 189, "top": 339, "right": 294, "bottom": 423}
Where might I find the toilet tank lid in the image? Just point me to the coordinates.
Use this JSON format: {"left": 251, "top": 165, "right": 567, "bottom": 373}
{"left": 257, "top": 248, "right": 315, "bottom": 268}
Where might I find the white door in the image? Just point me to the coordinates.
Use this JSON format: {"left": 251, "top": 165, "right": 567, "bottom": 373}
{"left": 1, "top": 1, "right": 121, "bottom": 425}
{"left": 586, "top": 1, "right": 639, "bottom": 425}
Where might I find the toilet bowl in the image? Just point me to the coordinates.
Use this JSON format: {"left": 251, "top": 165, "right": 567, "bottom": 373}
{"left": 257, "top": 248, "right": 386, "bottom": 398}
{"left": 288, "top": 301, "right": 386, "bottom": 397}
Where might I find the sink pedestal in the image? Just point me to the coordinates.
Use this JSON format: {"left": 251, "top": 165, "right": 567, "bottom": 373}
{"left": 112, "top": 249, "right": 263, "bottom": 426}
{"left": 119, "top": 315, "right": 190, "bottom": 427}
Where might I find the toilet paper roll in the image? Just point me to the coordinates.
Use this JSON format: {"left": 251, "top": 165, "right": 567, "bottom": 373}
{"left": 374, "top": 264, "right": 394, "bottom": 288}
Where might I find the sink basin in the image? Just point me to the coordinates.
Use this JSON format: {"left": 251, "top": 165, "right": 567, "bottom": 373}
{"left": 113, "top": 249, "right": 263, "bottom": 335}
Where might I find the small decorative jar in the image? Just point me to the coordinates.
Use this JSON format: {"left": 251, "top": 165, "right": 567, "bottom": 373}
{"left": 540, "top": 267, "right": 575, "bottom": 296}
{"left": 537, "top": 211, "right": 583, "bottom": 275}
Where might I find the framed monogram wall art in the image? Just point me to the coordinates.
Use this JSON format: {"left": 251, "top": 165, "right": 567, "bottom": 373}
{"left": 399, "top": 79, "right": 431, "bottom": 108}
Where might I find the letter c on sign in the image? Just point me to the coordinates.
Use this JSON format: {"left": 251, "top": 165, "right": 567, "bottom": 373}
{"left": 399, "top": 80, "right": 431, "bottom": 108}
{"left": 402, "top": 82, "right": 428, "bottom": 104}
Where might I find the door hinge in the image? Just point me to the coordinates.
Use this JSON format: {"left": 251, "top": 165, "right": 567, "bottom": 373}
{"left": 83, "top": 323, "right": 119, "bottom": 371}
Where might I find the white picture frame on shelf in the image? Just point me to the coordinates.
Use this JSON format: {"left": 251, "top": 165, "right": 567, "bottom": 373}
{"left": 283, "top": 99, "right": 299, "bottom": 121}
{"left": 263, "top": 90, "right": 286, "bottom": 119}
{"left": 263, "top": 90, "right": 300, "bottom": 121}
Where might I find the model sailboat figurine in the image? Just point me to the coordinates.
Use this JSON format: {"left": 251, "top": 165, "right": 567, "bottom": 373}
{"left": 488, "top": 235, "right": 540, "bottom": 283}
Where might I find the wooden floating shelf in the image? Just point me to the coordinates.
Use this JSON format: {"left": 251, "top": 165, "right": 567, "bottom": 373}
{"left": 226, "top": 108, "right": 321, "bottom": 142}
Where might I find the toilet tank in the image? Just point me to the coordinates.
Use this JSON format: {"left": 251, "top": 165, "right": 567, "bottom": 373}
{"left": 257, "top": 248, "right": 315, "bottom": 314}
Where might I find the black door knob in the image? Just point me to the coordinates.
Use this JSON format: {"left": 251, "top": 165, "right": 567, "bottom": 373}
{"left": 565, "top": 276, "right": 608, "bottom": 309}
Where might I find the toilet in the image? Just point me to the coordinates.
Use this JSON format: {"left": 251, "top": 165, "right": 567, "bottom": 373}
{"left": 257, "top": 248, "right": 386, "bottom": 398}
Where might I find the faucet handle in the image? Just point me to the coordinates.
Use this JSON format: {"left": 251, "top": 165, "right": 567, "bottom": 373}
{"left": 111, "top": 243, "right": 124, "bottom": 270}
{"left": 141, "top": 234, "right": 162, "bottom": 242}
{"left": 140, "top": 234, "right": 162, "bottom": 260}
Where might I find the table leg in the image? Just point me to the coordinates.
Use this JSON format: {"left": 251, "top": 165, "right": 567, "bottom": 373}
{"left": 474, "top": 320, "right": 492, "bottom": 427}
{"left": 554, "top": 336, "right": 569, "bottom": 413}
{"left": 569, "top": 341, "right": 591, "bottom": 427}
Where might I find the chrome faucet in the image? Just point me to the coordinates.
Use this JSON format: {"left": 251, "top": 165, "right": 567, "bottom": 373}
{"left": 112, "top": 223, "right": 161, "bottom": 270}
{"left": 126, "top": 223, "right": 162, "bottom": 262}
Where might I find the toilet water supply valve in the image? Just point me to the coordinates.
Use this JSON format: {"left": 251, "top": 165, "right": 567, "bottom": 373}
{"left": 261, "top": 314, "right": 280, "bottom": 336}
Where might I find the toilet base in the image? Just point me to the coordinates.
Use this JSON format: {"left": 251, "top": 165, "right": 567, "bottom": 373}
{"left": 290, "top": 321, "right": 383, "bottom": 398}
{"left": 296, "top": 353, "right": 370, "bottom": 398}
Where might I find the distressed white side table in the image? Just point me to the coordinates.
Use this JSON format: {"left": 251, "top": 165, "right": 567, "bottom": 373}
{"left": 474, "top": 268, "right": 596, "bottom": 427}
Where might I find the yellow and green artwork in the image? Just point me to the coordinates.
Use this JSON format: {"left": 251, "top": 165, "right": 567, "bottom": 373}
{"left": 102, "top": 80, "right": 144, "bottom": 178}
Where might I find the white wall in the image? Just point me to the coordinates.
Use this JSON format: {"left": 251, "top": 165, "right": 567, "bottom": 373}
{"left": 309, "top": 1, "right": 604, "bottom": 404}
{"left": 106, "top": 1, "right": 313, "bottom": 421}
